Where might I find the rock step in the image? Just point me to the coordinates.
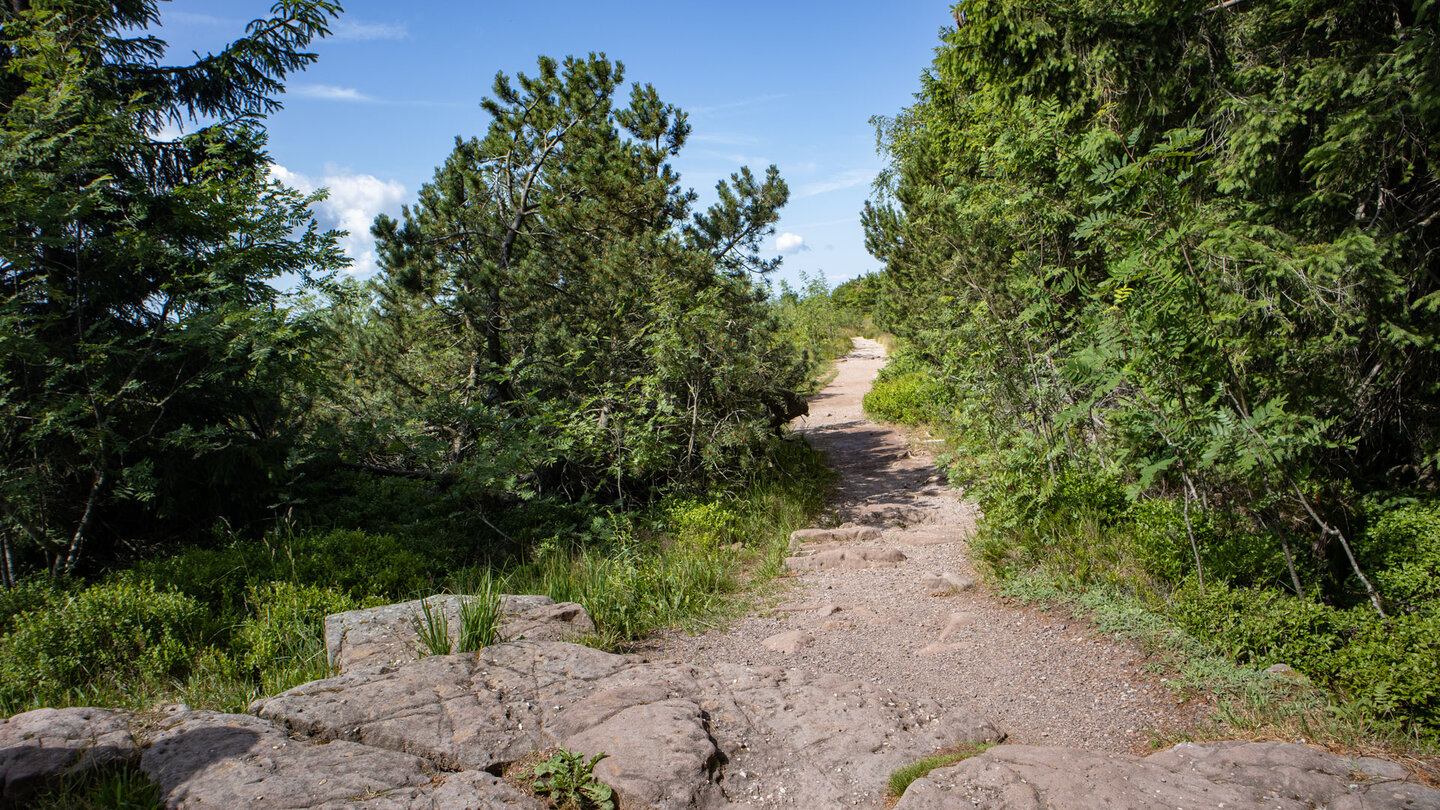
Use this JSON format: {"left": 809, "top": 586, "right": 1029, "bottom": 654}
{"left": 784, "top": 546, "right": 907, "bottom": 571}
{"left": 788, "top": 525, "right": 881, "bottom": 551}
{"left": 254, "top": 639, "right": 1003, "bottom": 809}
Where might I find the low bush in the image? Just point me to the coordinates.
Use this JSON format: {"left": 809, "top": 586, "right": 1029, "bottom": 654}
{"left": 237, "top": 581, "right": 356, "bottom": 695}
{"left": 0, "top": 580, "right": 203, "bottom": 712}
{"left": 862, "top": 371, "right": 948, "bottom": 426}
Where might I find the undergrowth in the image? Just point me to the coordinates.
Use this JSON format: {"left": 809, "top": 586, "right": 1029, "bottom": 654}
{"left": 0, "top": 438, "right": 834, "bottom": 717}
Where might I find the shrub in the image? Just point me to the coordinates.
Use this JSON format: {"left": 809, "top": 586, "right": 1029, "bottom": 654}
{"left": 237, "top": 581, "right": 355, "bottom": 695}
{"left": 1360, "top": 501, "right": 1440, "bottom": 615}
{"left": 280, "top": 529, "right": 440, "bottom": 600}
{"left": 1169, "top": 581, "right": 1440, "bottom": 739}
{"left": 863, "top": 371, "right": 947, "bottom": 425}
{"left": 0, "top": 580, "right": 203, "bottom": 711}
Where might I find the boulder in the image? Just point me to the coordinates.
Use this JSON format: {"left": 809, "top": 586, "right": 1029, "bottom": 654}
{"left": 325, "top": 594, "right": 594, "bottom": 672}
{"left": 0, "top": 707, "right": 137, "bottom": 803}
{"left": 893, "top": 741, "right": 1439, "bottom": 810}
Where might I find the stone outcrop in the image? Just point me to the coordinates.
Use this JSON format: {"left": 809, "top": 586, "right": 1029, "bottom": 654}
{"left": 0, "top": 707, "right": 137, "bottom": 804}
{"left": 141, "top": 710, "right": 543, "bottom": 809}
{"left": 253, "top": 639, "right": 1004, "bottom": 809}
{"left": 4, "top": 593, "right": 1436, "bottom": 810}
{"left": 893, "top": 741, "right": 1438, "bottom": 810}
{"left": 325, "top": 594, "right": 595, "bottom": 673}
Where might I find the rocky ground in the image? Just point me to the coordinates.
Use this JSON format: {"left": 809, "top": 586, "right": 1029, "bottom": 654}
{"left": 2, "top": 338, "right": 1437, "bottom": 809}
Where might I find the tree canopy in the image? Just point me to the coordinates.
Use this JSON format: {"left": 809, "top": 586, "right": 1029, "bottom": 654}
{"left": 0, "top": 0, "right": 346, "bottom": 580}
{"left": 865, "top": 0, "right": 1440, "bottom": 608}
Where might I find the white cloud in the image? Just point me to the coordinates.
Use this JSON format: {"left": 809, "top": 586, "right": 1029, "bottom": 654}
{"left": 776, "top": 233, "right": 809, "bottom": 255}
{"left": 689, "top": 93, "right": 787, "bottom": 116}
{"left": 798, "top": 168, "right": 873, "bottom": 198}
{"left": 690, "top": 132, "right": 760, "bottom": 146}
{"left": 271, "top": 164, "right": 407, "bottom": 276}
{"left": 291, "top": 84, "right": 374, "bottom": 102}
{"left": 331, "top": 20, "right": 410, "bottom": 41}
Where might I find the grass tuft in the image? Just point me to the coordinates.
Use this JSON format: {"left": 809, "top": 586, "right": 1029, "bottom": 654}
{"left": 886, "top": 742, "right": 996, "bottom": 799}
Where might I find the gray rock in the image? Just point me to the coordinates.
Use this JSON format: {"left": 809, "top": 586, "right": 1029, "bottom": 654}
{"left": 141, "top": 710, "right": 542, "bottom": 809}
{"left": 761, "top": 629, "right": 815, "bottom": 653}
{"left": 788, "top": 526, "right": 881, "bottom": 551}
{"left": 325, "top": 594, "right": 594, "bottom": 673}
{"left": 0, "top": 707, "right": 138, "bottom": 803}
{"left": 893, "top": 741, "right": 1440, "bottom": 810}
{"left": 255, "top": 640, "right": 1004, "bottom": 809}
{"left": 785, "top": 546, "right": 907, "bottom": 571}
{"left": 922, "top": 572, "right": 977, "bottom": 595}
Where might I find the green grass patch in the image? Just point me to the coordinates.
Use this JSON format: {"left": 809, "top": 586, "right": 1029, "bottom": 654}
{"left": 886, "top": 743, "right": 996, "bottom": 798}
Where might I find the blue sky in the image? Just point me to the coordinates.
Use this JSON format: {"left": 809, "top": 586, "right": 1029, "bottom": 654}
{"left": 157, "top": 1, "right": 952, "bottom": 288}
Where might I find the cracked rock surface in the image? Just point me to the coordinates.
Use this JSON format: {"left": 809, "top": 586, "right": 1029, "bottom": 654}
{"left": 254, "top": 639, "right": 1003, "bottom": 809}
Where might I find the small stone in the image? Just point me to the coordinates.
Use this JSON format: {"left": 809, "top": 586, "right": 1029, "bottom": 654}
{"left": 762, "top": 630, "right": 815, "bottom": 654}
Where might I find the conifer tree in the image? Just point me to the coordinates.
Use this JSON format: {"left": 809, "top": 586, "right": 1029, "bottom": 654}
{"left": 0, "top": 0, "right": 345, "bottom": 580}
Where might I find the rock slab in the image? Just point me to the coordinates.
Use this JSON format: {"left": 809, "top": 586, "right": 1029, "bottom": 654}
{"left": 0, "top": 707, "right": 137, "bottom": 803}
{"left": 255, "top": 639, "right": 1004, "bottom": 809}
{"left": 142, "top": 710, "right": 542, "bottom": 809}
{"left": 894, "top": 741, "right": 1440, "bottom": 810}
{"left": 325, "top": 594, "right": 594, "bottom": 672}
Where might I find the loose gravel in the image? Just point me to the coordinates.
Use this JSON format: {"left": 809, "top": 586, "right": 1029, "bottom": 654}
{"left": 642, "top": 338, "right": 1208, "bottom": 754}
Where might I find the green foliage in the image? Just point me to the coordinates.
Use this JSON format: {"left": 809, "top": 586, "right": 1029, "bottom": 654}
{"left": 886, "top": 743, "right": 995, "bottom": 798}
{"left": 868, "top": 0, "right": 1440, "bottom": 739}
{"left": 0, "top": 580, "right": 203, "bottom": 712}
{"left": 237, "top": 581, "right": 354, "bottom": 695}
{"left": 27, "top": 762, "right": 162, "bottom": 810}
{"left": 327, "top": 52, "right": 805, "bottom": 517}
{"left": 0, "top": 0, "right": 345, "bottom": 581}
{"left": 863, "top": 372, "right": 949, "bottom": 426}
{"left": 410, "top": 597, "right": 453, "bottom": 657}
{"left": 1170, "top": 582, "right": 1440, "bottom": 738}
{"left": 773, "top": 273, "right": 855, "bottom": 388}
{"left": 458, "top": 578, "right": 504, "bottom": 651}
{"left": 531, "top": 749, "right": 616, "bottom": 810}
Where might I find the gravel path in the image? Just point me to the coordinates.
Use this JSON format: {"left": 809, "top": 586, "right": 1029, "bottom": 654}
{"left": 642, "top": 338, "right": 1208, "bottom": 754}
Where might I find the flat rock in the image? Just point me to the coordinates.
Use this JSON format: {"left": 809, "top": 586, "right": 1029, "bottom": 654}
{"left": 141, "top": 710, "right": 543, "bottom": 809}
{"left": 255, "top": 639, "right": 1004, "bottom": 809}
{"left": 893, "top": 741, "right": 1440, "bottom": 810}
{"left": 937, "top": 613, "right": 977, "bottom": 642}
{"left": 0, "top": 707, "right": 138, "bottom": 803}
{"left": 325, "top": 594, "right": 594, "bottom": 672}
{"left": 922, "top": 572, "right": 977, "bottom": 595}
{"left": 785, "top": 546, "right": 907, "bottom": 571}
{"left": 788, "top": 526, "right": 881, "bottom": 551}
{"left": 762, "top": 629, "right": 815, "bottom": 653}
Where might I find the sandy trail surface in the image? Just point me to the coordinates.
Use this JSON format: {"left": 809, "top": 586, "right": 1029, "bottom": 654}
{"left": 644, "top": 337, "right": 1206, "bottom": 754}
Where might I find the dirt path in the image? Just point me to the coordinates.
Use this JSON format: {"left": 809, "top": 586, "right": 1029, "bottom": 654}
{"left": 645, "top": 337, "right": 1206, "bottom": 754}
